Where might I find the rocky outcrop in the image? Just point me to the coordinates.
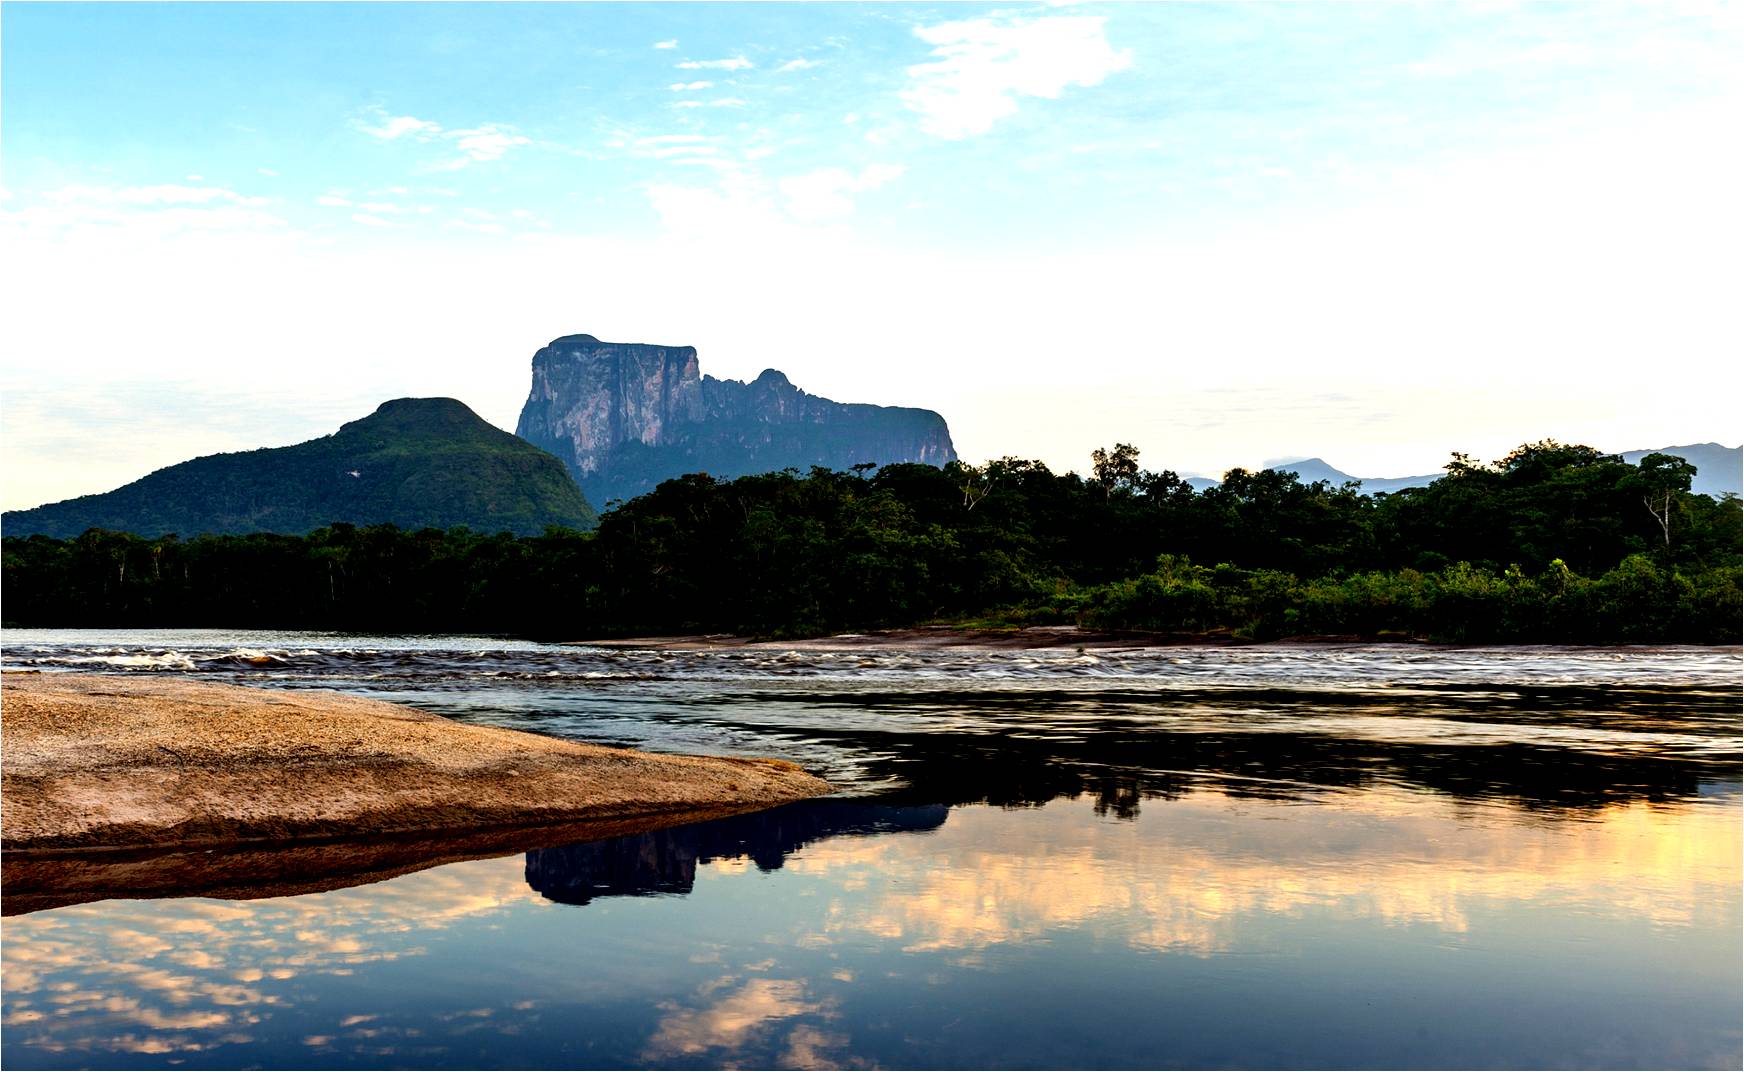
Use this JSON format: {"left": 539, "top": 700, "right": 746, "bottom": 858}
{"left": 516, "top": 334, "right": 957, "bottom": 507}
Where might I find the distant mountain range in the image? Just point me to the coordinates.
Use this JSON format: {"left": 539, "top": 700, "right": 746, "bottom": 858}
{"left": 2, "top": 398, "right": 597, "bottom": 538}
{"left": 1186, "top": 443, "right": 1741, "bottom": 498}
{"left": 517, "top": 334, "right": 957, "bottom": 507}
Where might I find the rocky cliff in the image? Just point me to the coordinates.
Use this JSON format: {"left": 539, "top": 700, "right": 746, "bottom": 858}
{"left": 515, "top": 334, "right": 958, "bottom": 507}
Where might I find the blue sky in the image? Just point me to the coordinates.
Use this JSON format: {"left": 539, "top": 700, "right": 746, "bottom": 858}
{"left": 2, "top": 2, "right": 1739, "bottom": 509}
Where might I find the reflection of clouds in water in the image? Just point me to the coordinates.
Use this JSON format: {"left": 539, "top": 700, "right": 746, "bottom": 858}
{"left": 796, "top": 792, "right": 1741, "bottom": 955}
{"left": 644, "top": 975, "right": 859, "bottom": 1068}
{"left": 1, "top": 854, "right": 538, "bottom": 1058}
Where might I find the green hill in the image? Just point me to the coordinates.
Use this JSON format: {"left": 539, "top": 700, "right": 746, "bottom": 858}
{"left": 2, "top": 398, "right": 597, "bottom": 538}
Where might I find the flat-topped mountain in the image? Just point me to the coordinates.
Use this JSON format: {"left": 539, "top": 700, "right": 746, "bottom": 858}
{"left": 515, "top": 334, "right": 957, "bottom": 506}
{"left": 3, "top": 397, "right": 597, "bottom": 538}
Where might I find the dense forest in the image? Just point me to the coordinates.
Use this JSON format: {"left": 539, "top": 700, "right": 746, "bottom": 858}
{"left": 3, "top": 441, "right": 1738, "bottom": 643}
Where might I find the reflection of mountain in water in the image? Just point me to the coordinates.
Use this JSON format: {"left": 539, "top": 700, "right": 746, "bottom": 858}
{"left": 525, "top": 799, "right": 948, "bottom": 905}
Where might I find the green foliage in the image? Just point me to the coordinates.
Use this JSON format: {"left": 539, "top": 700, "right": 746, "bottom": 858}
{"left": 1, "top": 398, "right": 597, "bottom": 539}
{"left": 3, "top": 439, "right": 1738, "bottom": 643}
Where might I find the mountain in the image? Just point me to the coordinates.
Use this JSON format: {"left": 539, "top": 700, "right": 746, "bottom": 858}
{"left": 1266, "top": 458, "right": 1441, "bottom": 495}
{"left": 516, "top": 334, "right": 958, "bottom": 507}
{"left": 1619, "top": 443, "right": 1741, "bottom": 498}
{"left": 3, "top": 398, "right": 597, "bottom": 538}
{"left": 1187, "top": 444, "right": 1741, "bottom": 497}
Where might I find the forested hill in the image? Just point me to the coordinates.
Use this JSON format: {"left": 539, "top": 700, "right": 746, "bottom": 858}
{"left": 1, "top": 398, "right": 597, "bottom": 538}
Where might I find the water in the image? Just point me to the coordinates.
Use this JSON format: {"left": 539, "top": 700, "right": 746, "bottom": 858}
{"left": 3, "top": 631, "right": 1740, "bottom": 1069}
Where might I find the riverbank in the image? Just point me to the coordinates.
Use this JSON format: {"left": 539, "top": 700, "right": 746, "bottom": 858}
{"left": 1, "top": 674, "right": 830, "bottom": 856}
{"left": 574, "top": 624, "right": 1427, "bottom": 650}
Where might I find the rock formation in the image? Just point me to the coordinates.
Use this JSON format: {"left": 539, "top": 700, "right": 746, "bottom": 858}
{"left": 515, "top": 334, "right": 957, "bottom": 507}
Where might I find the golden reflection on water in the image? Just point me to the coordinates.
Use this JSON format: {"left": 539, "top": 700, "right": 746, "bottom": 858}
{"left": 2, "top": 786, "right": 1738, "bottom": 1063}
{"left": 788, "top": 789, "right": 1742, "bottom": 956}
{"left": 1, "top": 855, "right": 546, "bottom": 1058}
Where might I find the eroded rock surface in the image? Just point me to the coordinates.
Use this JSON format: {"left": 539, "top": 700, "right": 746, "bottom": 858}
{"left": 515, "top": 334, "right": 957, "bottom": 506}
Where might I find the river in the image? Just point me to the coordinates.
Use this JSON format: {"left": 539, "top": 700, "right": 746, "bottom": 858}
{"left": 2, "top": 631, "right": 1739, "bottom": 1069}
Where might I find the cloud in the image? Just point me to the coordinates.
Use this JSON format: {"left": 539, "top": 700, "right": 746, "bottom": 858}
{"left": 654, "top": 39, "right": 678, "bottom": 50}
{"left": 0, "top": 184, "right": 289, "bottom": 246}
{"left": 779, "top": 164, "right": 905, "bottom": 222}
{"left": 901, "top": 14, "right": 1133, "bottom": 139}
{"left": 351, "top": 109, "right": 530, "bottom": 169}
{"left": 631, "top": 134, "right": 725, "bottom": 161}
{"left": 670, "top": 81, "right": 714, "bottom": 91}
{"left": 349, "top": 213, "right": 397, "bottom": 228}
{"left": 41, "top": 185, "right": 268, "bottom": 208}
{"left": 257, "top": 168, "right": 280, "bottom": 177}
{"left": 677, "top": 56, "right": 754, "bottom": 71}
{"left": 445, "top": 125, "right": 532, "bottom": 163}
{"left": 672, "top": 98, "right": 747, "bottom": 110}
{"left": 355, "top": 113, "right": 443, "bottom": 141}
{"left": 644, "top": 978, "right": 822, "bottom": 1059}
{"left": 777, "top": 59, "right": 822, "bottom": 72}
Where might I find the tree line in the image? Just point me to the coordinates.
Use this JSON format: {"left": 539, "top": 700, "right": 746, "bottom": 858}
{"left": 3, "top": 440, "right": 1738, "bottom": 643}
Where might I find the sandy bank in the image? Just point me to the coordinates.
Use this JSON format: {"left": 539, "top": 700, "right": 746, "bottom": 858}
{"left": 1, "top": 674, "right": 830, "bottom": 857}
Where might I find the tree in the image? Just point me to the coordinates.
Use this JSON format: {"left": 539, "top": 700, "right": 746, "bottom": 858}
{"left": 1627, "top": 452, "right": 1697, "bottom": 549}
{"left": 1091, "top": 443, "right": 1141, "bottom": 498}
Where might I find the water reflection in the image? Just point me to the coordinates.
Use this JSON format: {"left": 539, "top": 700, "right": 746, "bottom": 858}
{"left": 4, "top": 783, "right": 1739, "bottom": 1068}
{"left": 526, "top": 801, "right": 947, "bottom": 905}
{"left": 1, "top": 858, "right": 547, "bottom": 1061}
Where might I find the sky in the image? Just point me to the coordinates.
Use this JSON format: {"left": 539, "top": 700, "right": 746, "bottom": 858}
{"left": 2, "top": 1, "right": 1740, "bottom": 511}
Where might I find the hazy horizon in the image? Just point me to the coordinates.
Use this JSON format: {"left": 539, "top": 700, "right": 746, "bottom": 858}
{"left": 3, "top": 3, "right": 1740, "bottom": 511}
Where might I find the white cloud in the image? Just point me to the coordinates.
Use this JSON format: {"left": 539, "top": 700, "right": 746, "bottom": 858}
{"left": 0, "top": 183, "right": 291, "bottom": 255}
{"left": 777, "top": 59, "right": 822, "bottom": 72}
{"left": 352, "top": 109, "right": 530, "bottom": 169}
{"left": 631, "top": 135, "right": 726, "bottom": 161}
{"left": 41, "top": 184, "right": 269, "bottom": 208}
{"left": 672, "top": 98, "right": 747, "bottom": 110}
{"left": 446, "top": 125, "right": 532, "bottom": 163}
{"left": 315, "top": 194, "right": 353, "bottom": 208}
{"left": 257, "top": 168, "right": 280, "bottom": 177}
{"left": 185, "top": 174, "right": 204, "bottom": 182}
{"left": 677, "top": 56, "right": 753, "bottom": 71}
{"left": 669, "top": 81, "right": 715, "bottom": 91}
{"left": 901, "top": 14, "right": 1133, "bottom": 139}
{"left": 654, "top": 39, "right": 678, "bottom": 50}
{"left": 779, "top": 163, "right": 906, "bottom": 222}
{"left": 355, "top": 113, "right": 443, "bottom": 141}
{"left": 349, "top": 213, "right": 397, "bottom": 228}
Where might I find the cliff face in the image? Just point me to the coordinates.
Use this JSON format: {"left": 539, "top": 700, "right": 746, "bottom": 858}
{"left": 516, "top": 334, "right": 957, "bottom": 507}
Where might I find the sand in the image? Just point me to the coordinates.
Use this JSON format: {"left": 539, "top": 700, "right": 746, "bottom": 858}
{"left": 1, "top": 673, "right": 830, "bottom": 855}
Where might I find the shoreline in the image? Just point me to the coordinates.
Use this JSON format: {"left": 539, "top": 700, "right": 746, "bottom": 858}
{"left": 1, "top": 674, "right": 829, "bottom": 905}
{"left": 571, "top": 625, "right": 1435, "bottom": 651}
